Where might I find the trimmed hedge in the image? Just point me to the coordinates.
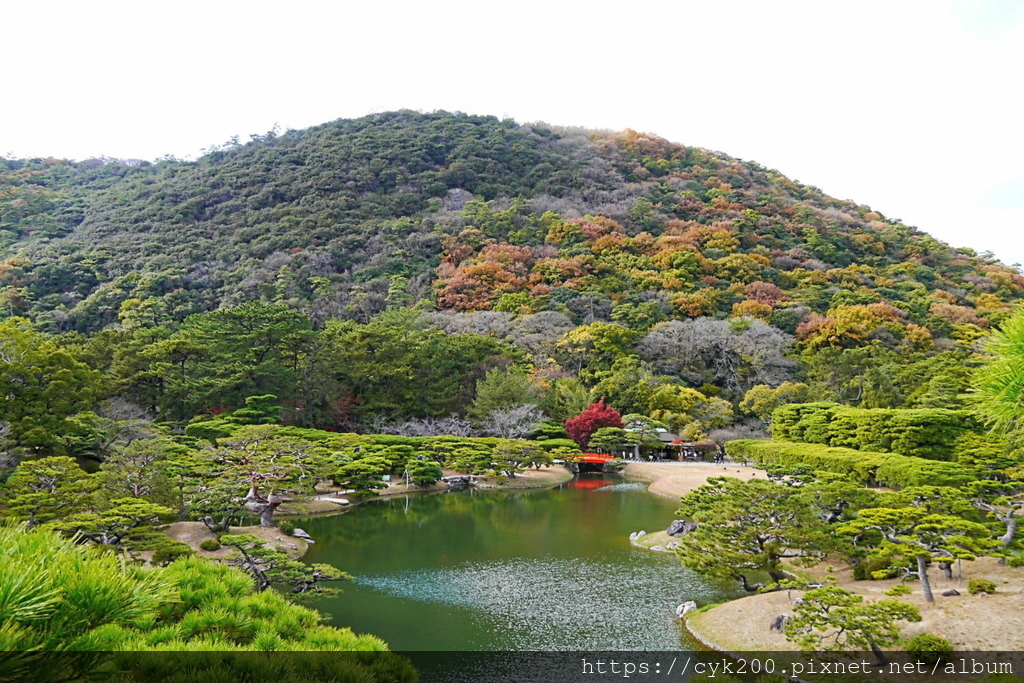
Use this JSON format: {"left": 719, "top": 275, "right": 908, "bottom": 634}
{"left": 727, "top": 439, "right": 978, "bottom": 489}
{"left": 312, "top": 430, "right": 580, "bottom": 475}
{"left": 193, "top": 424, "right": 579, "bottom": 476}
{"left": 770, "top": 403, "right": 979, "bottom": 461}
{"left": 536, "top": 438, "right": 580, "bottom": 451}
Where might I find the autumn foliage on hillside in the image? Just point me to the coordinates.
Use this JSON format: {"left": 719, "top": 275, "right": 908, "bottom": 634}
{"left": 1, "top": 111, "right": 1019, "bottom": 336}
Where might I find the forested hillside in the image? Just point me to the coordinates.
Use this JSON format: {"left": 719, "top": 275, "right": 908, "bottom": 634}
{"left": 1, "top": 110, "right": 1022, "bottom": 447}
{"left": 3, "top": 110, "right": 1020, "bottom": 329}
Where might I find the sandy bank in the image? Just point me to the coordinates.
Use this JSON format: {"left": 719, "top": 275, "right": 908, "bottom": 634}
{"left": 623, "top": 461, "right": 766, "bottom": 498}
{"left": 622, "top": 462, "right": 1024, "bottom": 653}
{"left": 685, "top": 556, "right": 1024, "bottom": 652}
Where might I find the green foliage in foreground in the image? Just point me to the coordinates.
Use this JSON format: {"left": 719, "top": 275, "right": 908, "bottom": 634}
{"left": 785, "top": 584, "right": 921, "bottom": 654}
{"left": 727, "top": 439, "right": 979, "bottom": 489}
{"left": 972, "top": 305, "right": 1024, "bottom": 435}
{"left": 0, "top": 524, "right": 394, "bottom": 651}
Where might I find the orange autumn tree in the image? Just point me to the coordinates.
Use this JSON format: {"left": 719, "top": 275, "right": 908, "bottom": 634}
{"left": 797, "top": 303, "right": 908, "bottom": 351}
{"left": 435, "top": 244, "right": 534, "bottom": 311}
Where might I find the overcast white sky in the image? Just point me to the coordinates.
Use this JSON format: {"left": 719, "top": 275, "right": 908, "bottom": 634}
{"left": 4, "top": 0, "right": 1022, "bottom": 267}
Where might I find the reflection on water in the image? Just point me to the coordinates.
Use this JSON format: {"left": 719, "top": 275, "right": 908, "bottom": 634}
{"left": 298, "top": 474, "right": 740, "bottom": 651}
{"left": 357, "top": 556, "right": 715, "bottom": 650}
{"left": 591, "top": 481, "right": 649, "bottom": 493}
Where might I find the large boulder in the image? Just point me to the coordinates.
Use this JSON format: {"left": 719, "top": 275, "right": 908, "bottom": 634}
{"left": 675, "top": 601, "right": 698, "bottom": 618}
{"left": 442, "top": 476, "right": 476, "bottom": 489}
{"left": 291, "top": 527, "right": 315, "bottom": 544}
{"left": 666, "top": 520, "right": 698, "bottom": 537}
{"left": 769, "top": 614, "right": 791, "bottom": 632}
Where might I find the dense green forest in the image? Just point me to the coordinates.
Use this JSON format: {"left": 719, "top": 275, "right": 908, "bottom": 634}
{"left": 1, "top": 110, "right": 1021, "bottom": 447}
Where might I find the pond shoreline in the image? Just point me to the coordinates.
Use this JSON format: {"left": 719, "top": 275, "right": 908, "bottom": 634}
{"left": 621, "top": 460, "right": 772, "bottom": 654}
{"left": 282, "top": 459, "right": 791, "bottom": 654}
{"left": 280, "top": 464, "right": 577, "bottom": 518}
{"left": 164, "top": 468, "right": 576, "bottom": 560}
{"left": 297, "top": 465, "right": 700, "bottom": 651}
{"left": 285, "top": 459, "right": 759, "bottom": 520}
{"left": 272, "top": 459, "right": 1024, "bottom": 654}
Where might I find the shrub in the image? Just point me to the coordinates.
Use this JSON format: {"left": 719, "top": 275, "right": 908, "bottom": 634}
{"left": 150, "top": 541, "right": 195, "bottom": 566}
{"left": 277, "top": 520, "right": 297, "bottom": 536}
{"left": 884, "top": 584, "right": 912, "bottom": 596}
{"left": 199, "top": 539, "right": 221, "bottom": 551}
{"left": 727, "top": 439, "right": 979, "bottom": 489}
{"left": 852, "top": 553, "right": 899, "bottom": 581}
{"left": 409, "top": 460, "right": 444, "bottom": 486}
{"left": 183, "top": 419, "right": 237, "bottom": 443}
{"left": 366, "top": 434, "right": 501, "bottom": 448}
{"left": 536, "top": 438, "right": 580, "bottom": 451}
{"left": 904, "top": 633, "right": 954, "bottom": 664}
{"left": 874, "top": 458, "right": 977, "bottom": 490}
{"left": 770, "top": 403, "right": 979, "bottom": 461}
{"left": 967, "top": 577, "right": 996, "bottom": 595}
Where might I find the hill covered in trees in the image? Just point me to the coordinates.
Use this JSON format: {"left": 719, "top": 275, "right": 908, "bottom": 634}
{"left": 1, "top": 110, "right": 1022, "bottom": 445}
{"left": 2, "top": 110, "right": 1019, "bottom": 330}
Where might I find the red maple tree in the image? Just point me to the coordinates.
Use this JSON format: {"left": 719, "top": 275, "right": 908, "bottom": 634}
{"left": 565, "top": 398, "right": 624, "bottom": 448}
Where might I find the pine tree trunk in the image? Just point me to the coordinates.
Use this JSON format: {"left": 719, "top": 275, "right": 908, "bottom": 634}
{"left": 869, "top": 640, "right": 887, "bottom": 666}
{"left": 917, "top": 555, "right": 934, "bottom": 603}
{"left": 734, "top": 574, "right": 765, "bottom": 592}
{"left": 999, "top": 517, "right": 1017, "bottom": 565}
{"left": 1001, "top": 517, "right": 1017, "bottom": 548}
{"left": 257, "top": 495, "right": 283, "bottom": 528}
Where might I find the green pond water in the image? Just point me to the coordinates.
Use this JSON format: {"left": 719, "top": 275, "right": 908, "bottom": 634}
{"left": 298, "top": 473, "right": 741, "bottom": 651}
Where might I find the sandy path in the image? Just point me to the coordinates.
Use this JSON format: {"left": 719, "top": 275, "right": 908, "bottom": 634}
{"left": 623, "top": 461, "right": 766, "bottom": 498}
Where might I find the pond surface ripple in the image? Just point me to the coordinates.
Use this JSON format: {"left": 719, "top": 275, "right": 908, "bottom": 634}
{"left": 298, "top": 473, "right": 740, "bottom": 651}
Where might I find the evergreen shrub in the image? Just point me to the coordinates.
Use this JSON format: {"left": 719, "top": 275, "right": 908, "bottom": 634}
{"left": 727, "top": 439, "right": 978, "bottom": 488}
